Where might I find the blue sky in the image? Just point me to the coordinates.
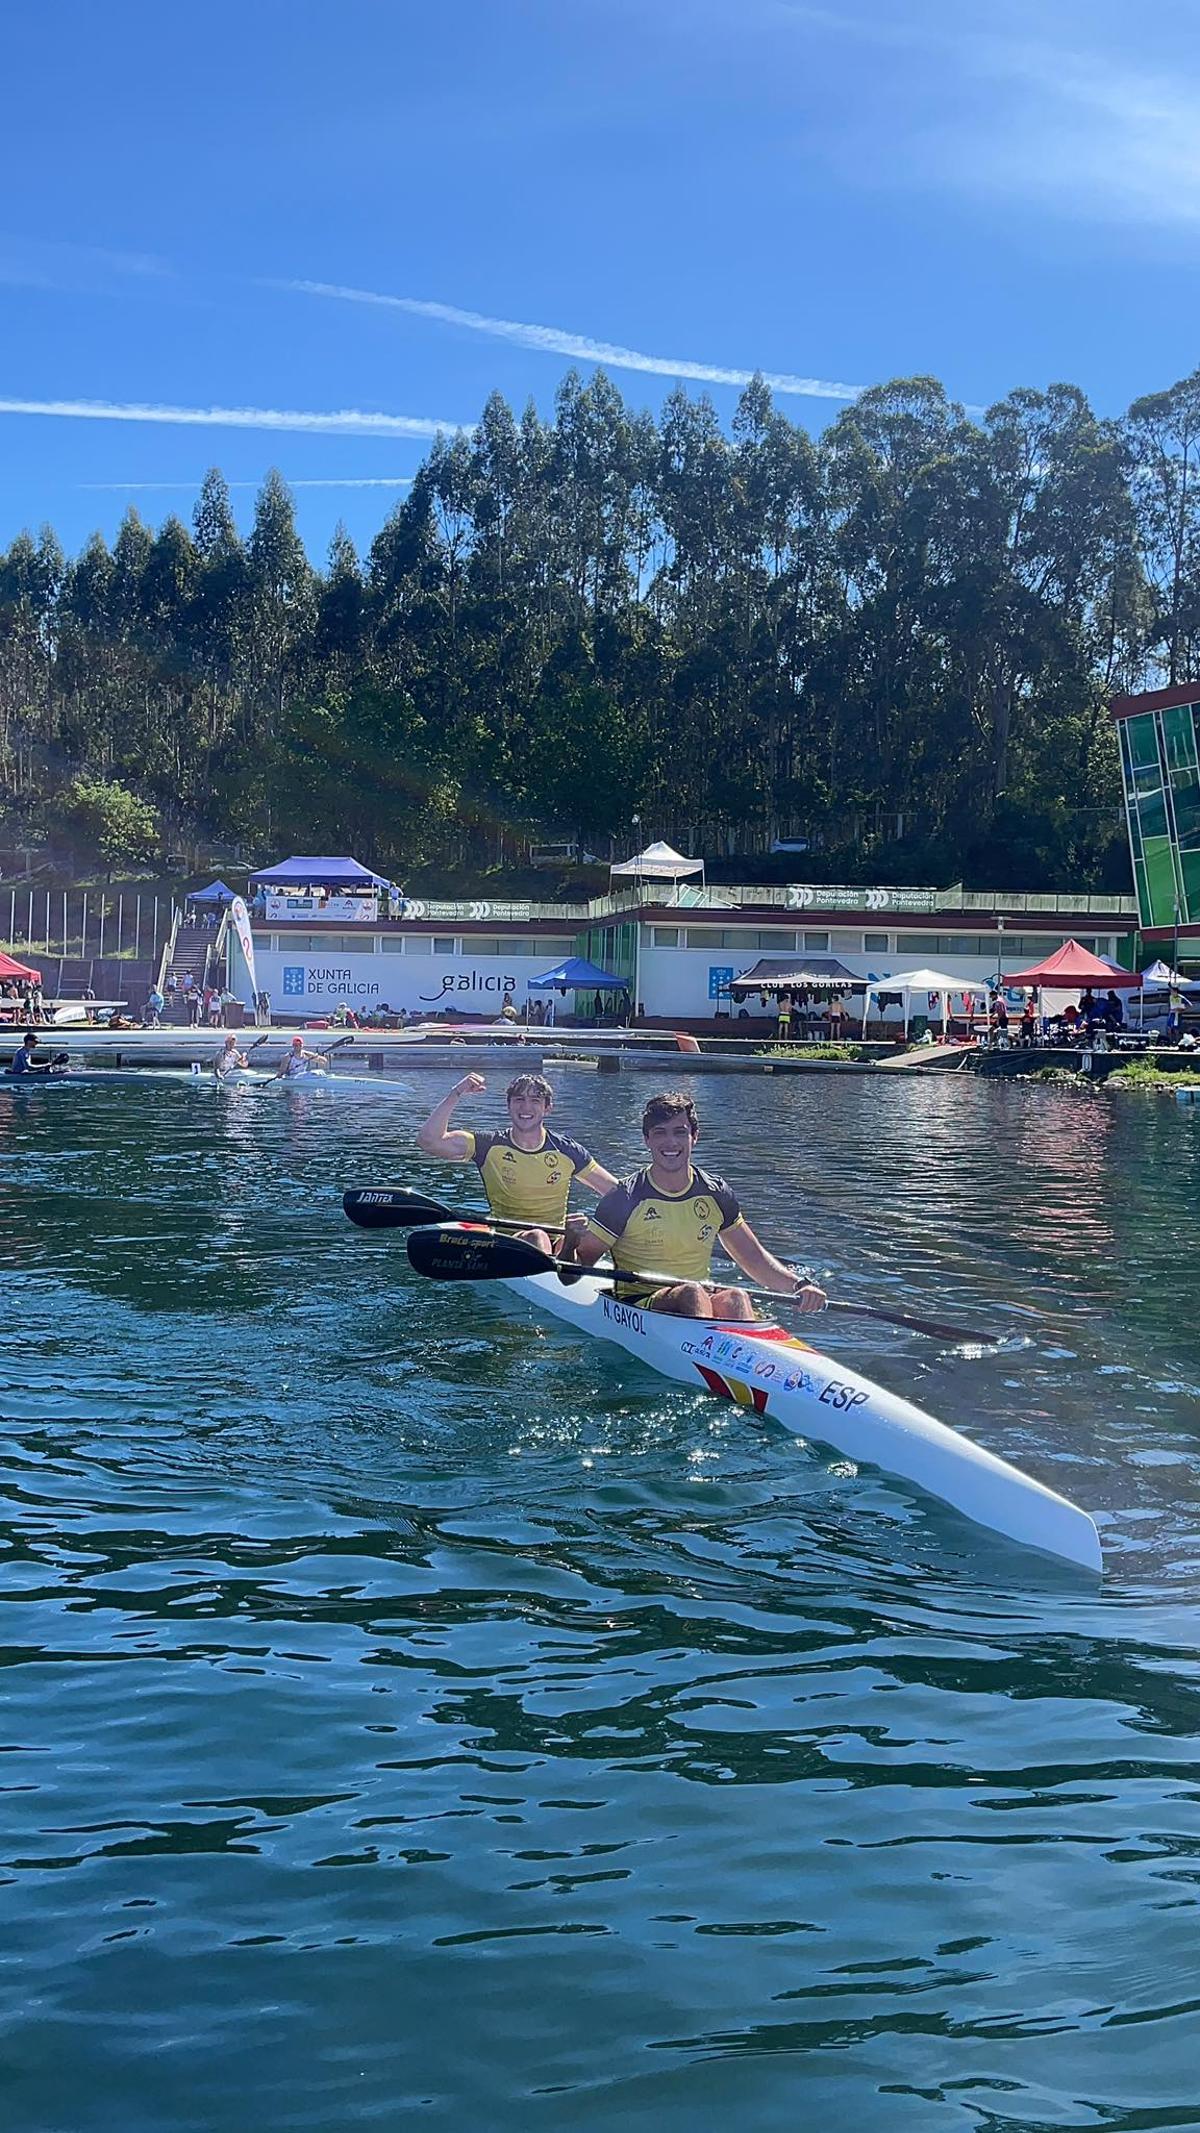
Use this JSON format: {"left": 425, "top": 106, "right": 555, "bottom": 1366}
{"left": 3, "top": 0, "right": 1198, "bottom": 565}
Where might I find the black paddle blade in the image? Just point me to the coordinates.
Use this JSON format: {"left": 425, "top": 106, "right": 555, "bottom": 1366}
{"left": 406, "top": 1224, "right": 552, "bottom": 1281}
{"left": 343, "top": 1188, "right": 453, "bottom": 1230}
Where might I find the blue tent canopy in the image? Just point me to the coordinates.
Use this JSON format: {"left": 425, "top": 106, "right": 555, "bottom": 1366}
{"left": 189, "top": 879, "right": 236, "bottom": 903}
{"left": 528, "top": 956, "right": 626, "bottom": 991}
{"left": 248, "top": 855, "right": 393, "bottom": 889}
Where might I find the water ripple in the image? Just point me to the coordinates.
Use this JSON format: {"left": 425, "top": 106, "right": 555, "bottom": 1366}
{"left": 2, "top": 1074, "right": 1200, "bottom": 2129}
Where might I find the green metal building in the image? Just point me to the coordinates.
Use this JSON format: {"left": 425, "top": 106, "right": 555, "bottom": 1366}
{"left": 1112, "top": 683, "right": 1200, "bottom": 957}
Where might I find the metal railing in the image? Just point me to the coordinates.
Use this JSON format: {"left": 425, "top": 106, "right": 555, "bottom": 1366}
{"left": 254, "top": 880, "right": 1140, "bottom": 930}
{"left": 3, "top": 885, "right": 177, "bottom": 965}
{"left": 156, "top": 906, "right": 180, "bottom": 996}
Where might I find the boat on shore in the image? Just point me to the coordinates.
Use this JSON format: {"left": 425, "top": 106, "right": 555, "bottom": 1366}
{"left": 501, "top": 1267, "right": 1102, "bottom": 1572}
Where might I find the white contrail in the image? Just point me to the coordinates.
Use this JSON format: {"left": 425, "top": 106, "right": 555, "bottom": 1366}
{"left": 285, "top": 280, "right": 864, "bottom": 403}
{"left": 77, "top": 476, "right": 416, "bottom": 490}
{"left": 0, "top": 396, "right": 463, "bottom": 438}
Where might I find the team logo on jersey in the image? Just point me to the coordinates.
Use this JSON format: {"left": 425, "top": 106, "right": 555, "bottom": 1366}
{"left": 697, "top": 1225, "right": 714, "bottom": 1242}
{"left": 694, "top": 1199, "right": 712, "bottom": 1220}
{"left": 644, "top": 1207, "right": 661, "bottom": 1221}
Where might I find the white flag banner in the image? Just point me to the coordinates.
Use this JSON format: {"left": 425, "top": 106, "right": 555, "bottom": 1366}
{"left": 229, "top": 896, "right": 259, "bottom": 1003}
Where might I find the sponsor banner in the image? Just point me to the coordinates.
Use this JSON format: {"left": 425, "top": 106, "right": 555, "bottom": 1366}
{"left": 244, "top": 949, "right": 560, "bottom": 1016}
{"left": 228, "top": 897, "right": 258, "bottom": 1003}
{"left": 263, "top": 892, "right": 378, "bottom": 923}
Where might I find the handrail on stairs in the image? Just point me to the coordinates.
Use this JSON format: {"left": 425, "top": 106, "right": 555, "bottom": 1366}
{"left": 203, "top": 907, "right": 231, "bottom": 994}
{"left": 156, "top": 905, "right": 180, "bottom": 995}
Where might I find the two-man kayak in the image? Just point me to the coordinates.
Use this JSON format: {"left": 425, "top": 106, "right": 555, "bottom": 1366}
{"left": 501, "top": 1267, "right": 1103, "bottom": 1572}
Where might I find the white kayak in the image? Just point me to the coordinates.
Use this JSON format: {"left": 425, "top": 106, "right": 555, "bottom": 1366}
{"left": 1, "top": 1066, "right": 404, "bottom": 1092}
{"left": 504, "top": 1271, "right": 1103, "bottom": 1573}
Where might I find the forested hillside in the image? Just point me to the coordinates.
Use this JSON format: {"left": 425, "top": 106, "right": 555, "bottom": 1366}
{"left": 4, "top": 366, "right": 1198, "bottom": 889}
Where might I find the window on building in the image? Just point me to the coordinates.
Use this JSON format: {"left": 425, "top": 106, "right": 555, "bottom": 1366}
{"left": 273, "top": 932, "right": 374, "bottom": 954}
{"left": 863, "top": 932, "right": 889, "bottom": 952}
{"left": 433, "top": 937, "right": 458, "bottom": 955}
{"left": 651, "top": 927, "right": 680, "bottom": 948}
{"left": 801, "top": 931, "right": 831, "bottom": 952}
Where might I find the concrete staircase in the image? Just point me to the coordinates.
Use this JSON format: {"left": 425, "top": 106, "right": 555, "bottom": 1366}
{"left": 163, "top": 924, "right": 217, "bottom": 1022}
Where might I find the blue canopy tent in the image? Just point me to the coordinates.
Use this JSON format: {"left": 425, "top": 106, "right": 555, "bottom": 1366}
{"left": 528, "top": 957, "right": 626, "bottom": 992}
{"left": 189, "top": 879, "right": 236, "bottom": 904}
{"left": 248, "top": 855, "right": 393, "bottom": 889}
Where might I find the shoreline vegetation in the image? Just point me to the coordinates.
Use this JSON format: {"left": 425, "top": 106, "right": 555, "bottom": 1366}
{"left": 5, "top": 364, "right": 1200, "bottom": 892}
{"left": 1106, "top": 1058, "right": 1200, "bottom": 1091}
{"left": 1025, "top": 1058, "right": 1200, "bottom": 1093}
{"left": 757, "top": 1042, "right": 867, "bottom": 1062}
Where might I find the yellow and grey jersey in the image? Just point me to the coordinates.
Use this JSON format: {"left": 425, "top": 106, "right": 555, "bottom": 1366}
{"left": 587, "top": 1165, "right": 744, "bottom": 1300}
{"left": 463, "top": 1127, "right": 599, "bottom": 1229}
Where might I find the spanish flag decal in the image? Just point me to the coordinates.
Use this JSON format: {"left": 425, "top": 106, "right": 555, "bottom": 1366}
{"left": 695, "top": 1366, "right": 769, "bottom": 1415}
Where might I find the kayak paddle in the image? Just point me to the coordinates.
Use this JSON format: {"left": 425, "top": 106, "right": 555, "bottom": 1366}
{"left": 252, "top": 1032, "right": 357, "bottom": 1086}
{"left": 212, "top": 1032, "right": 270, "bottom": 1076}
{"left": 344, "top": 1187, "right": 533, "bottom": 1233}
{"left": 399, "top": 1217, "right": 1000, "bottom": 1344}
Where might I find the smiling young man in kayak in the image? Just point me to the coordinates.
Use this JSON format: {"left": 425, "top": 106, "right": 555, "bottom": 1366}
{"left": 418, "top": 1071, "right": 616, "bottom": 1255}
{"left": 213, "top": 1034, "right": 252, "bottom": 1080}
{"left": 274, "top": 1035, "right": 328, "bottom": 1079}
{"left": 574, "top": 1090, "right": 827, "bottom": 1321}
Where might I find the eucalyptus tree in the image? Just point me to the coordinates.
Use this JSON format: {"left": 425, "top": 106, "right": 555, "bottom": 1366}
{"left": 1125, "top": 370, "right": 1200, "bottom": 684}
{"left": 0, "top": 527, "right": 63, "bottom": 790}
{"left": 190, "top": 469, "right": 250, "bottom": 769}
{"left": 245, "top": 470, "right": 315, "bottom": 739}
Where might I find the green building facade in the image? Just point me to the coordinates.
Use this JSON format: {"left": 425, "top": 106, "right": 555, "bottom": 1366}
{"left": 1112, "top": 684, "right": 1200, "bottom": 945}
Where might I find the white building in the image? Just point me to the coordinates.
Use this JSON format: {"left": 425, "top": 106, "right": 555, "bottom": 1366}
{"left": 226, "top": 865, "right": 1138, "bottom": 1025}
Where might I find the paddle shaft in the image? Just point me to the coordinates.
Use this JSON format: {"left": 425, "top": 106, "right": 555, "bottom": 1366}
{"left": 353, "top": 1194, "right": 997, "bottom": 1343}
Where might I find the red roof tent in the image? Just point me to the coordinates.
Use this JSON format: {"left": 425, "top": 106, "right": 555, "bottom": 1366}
{"left": 1110, "top": 682, "right": 1200, "bottom": 721}
{"left": 0, "top": 950, "right": 41, "bottom": 982}
{"left": 1005, "top": 939, "right": 1140, "bottom": 988}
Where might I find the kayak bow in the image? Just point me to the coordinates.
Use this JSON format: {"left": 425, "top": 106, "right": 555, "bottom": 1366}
{"left": 501, "top": 1267, "right": 1103, "bottom": 1573}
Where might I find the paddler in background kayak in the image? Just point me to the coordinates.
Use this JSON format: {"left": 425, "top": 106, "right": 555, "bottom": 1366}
{"left": 6, "top": 1031, "right": 68, "bottom": 1077}
{"left": 213, "top": 1034, "right": 251, "bottom": 1081}
{"left": 274, "top": 1034, "right": 329, "bottom": 1079}
{"left": 417, "top": 1071, "right": 617, "bottom": 1256}
{"left": 575, "top": 1089, "right": 827, "bottom": 1321}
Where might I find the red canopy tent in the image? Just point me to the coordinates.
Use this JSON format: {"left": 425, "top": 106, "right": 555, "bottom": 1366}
{"left": 1005, "top": 939, "right": 1140, "bottom": 989}
{"left": 0, "top": 950, "right": 42, "bottom": 983}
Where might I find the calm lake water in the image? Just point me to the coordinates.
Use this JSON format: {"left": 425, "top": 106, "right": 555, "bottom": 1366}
{"left": 2, "top": 1067, "right": 1200, "bottom": 2132}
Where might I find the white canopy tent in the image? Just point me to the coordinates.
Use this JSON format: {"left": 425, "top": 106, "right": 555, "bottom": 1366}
{"left": 610, "top": 841, "right": 705, "bottom": 894}
{"left": 860, "top": 966, "right": 969, "bottom": 1039}
{"left": 609, "top": 843, "right": 705, "bottom": 1012}
{"left": 1135, "top": 959, "right": 1200, "bottom": 1029}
